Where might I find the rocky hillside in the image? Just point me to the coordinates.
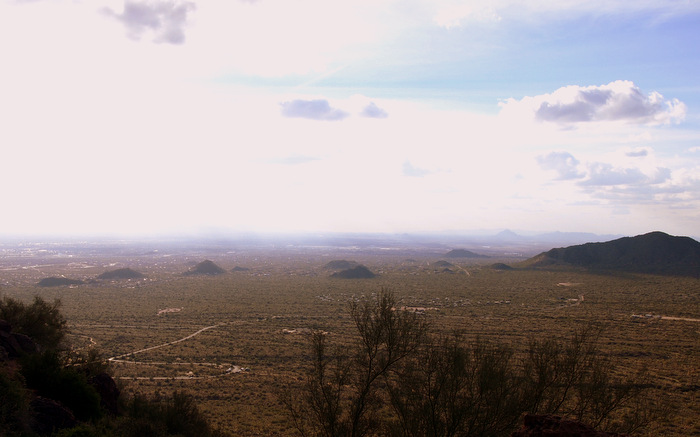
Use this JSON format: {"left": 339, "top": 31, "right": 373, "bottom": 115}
{"left": 523, "top": 231, "right": 700, "bottom": 277}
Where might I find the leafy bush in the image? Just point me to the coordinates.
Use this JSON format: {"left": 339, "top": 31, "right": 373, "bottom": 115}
{"left": 0, "top": 295, "right": 67, "bottom": 350}
{"left": 20, "top": 351, "right": 102, "bottom": 422}
{"left": 0, "top": 366, "right": 31, "bottom": 435}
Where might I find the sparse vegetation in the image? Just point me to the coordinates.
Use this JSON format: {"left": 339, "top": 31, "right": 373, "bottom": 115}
{"left": 285, "top": 291, "right": 661, "bottom": 436}
{"left": 0, "top": 237, "right": 697, "bottom": 436}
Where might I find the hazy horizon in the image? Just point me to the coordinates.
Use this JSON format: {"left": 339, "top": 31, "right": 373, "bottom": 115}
{"left": 2, "top": 1, "right": 699, "bottom": 238}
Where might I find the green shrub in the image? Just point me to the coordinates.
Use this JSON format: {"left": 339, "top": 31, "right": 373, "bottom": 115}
{"left": 0, "top": 366, "right": 31, "bottom": 435}
{"left": 19, "top": 351, "right": 102, "bottom": 422}
{"left": 0, "top": 296, "right": 67, "bottom": 350}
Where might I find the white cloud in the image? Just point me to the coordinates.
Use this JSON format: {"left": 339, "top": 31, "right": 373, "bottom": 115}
{"left": 500, "top": 81, "right": 686, "bottom": 126}
{"left": 103, "top": 0, "right": 196, "bottom": 44}
{"left": 402, "top": 161, "right": 431, "bottom": 177}
{"left": 536, "top": 152, "right": 585, "bottom": 180}
{"left": 280, "top": 99, "right": 349, "bottom": 121}
{"left": 360, "top": 102, "right": 389, "bottom": 119}
{"left": 580, "top": 163, "right": 671, "bottom": 187}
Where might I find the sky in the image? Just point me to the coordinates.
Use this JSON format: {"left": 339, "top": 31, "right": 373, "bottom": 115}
{"left": 1, "top": 0, "right": 700, "bottom": 238}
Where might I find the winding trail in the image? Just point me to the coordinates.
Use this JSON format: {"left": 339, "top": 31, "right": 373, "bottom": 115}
{"left": 108, "top": 323, "right": 224, "bottom": 361}
{"left": 105, "top": 322, "right": 245, "bottom": 380}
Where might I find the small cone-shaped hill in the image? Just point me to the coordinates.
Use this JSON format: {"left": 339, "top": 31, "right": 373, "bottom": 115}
{"left": 184, "top": 260, "right": 226, "bottom": 276}
{"left": 432, "top": 260, "right": 454, "bottom": 268}
{"left": 490, "top": 263, "right": 514, "bottom": 270}
{"left": 323, "top": 260, "right": 359, "bottom": 270}
{"left": 97, "top": 268, "right": 144, "bottom": 280}
{"left": 445, "top": 249, "right": 488, "bottom": 258}
{"left": 331, "top": 265, "right": 376, "bottom": 279}
{"left": 522, "top": 231, "right": 700, "bottom": 277}
{"left": 37, "top": 277, "right": 84, "bottom": 287}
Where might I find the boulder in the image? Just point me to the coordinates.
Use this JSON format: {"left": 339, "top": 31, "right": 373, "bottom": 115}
{"left": 89, "top": 372, "right": 120, "bottom": 414}
{"left": 30, "top": 396, "right": 78, "bottom": 435}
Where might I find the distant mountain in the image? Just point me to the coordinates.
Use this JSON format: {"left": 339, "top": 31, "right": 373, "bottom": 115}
{"left": 184, "top": 260, "right": 226, "bottom": 276}
{"left": 493, "top": 229, "right": 524, "bottom": 241}
{"left": 331, "top": 265, "right": 376, "bottom": 279}
{"left": 97, "top": 268, "right": 144, "bottom": 280}
{"left": 37, "top": 277, "right": 84, "bottom": 287}
{"left": 444, "top": 249, "right": 489, "bottom": 258}
{"left": 523, "top": 231, "right": 700, "bottom": 277}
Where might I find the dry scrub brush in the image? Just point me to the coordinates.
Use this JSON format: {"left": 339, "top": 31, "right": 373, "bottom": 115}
{"left": 283, "top": 289, "right": 666, "bottom": 437}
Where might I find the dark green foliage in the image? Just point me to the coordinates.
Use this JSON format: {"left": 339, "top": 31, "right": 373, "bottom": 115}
{"left": 121, "top": 391, "right": 225, "bottom": 437}
{"left": 0, "top": 366, "right": 31, "bottom": 435}
{"left": 0, "top": 296, "right": 67, "bottom": 350}
{"left": 20, "top": 351, "right": 102, "bottom": 422}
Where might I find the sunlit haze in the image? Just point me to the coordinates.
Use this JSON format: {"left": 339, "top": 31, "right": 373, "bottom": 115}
{"left": 2, "top": 0, "right": 699, "bottom": 238}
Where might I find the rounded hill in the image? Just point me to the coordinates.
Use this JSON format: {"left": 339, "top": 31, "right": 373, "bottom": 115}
{"left": 323, "top": 260, "right": 359, "bottom": 270}
{"left": 331, "top": 265, "right": 376, "bottom": 279}
{"left": 445, "top": 249, "right": 488, "bottom": 258}
{"left": 522, "top": 231, "right": 700, "bottom": 277}
{"left": 37, "top": 277, "right": 84, "bottom": 287}
{"left": 97, "top": 268, "right": 144, "bottom": 280}
{"left": 184, "top": 260, "right": 226, "bottom": 276}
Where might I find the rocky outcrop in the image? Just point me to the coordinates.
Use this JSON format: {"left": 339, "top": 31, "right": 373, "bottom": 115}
{"left": 511, "top": 414, "right": 627, "bottom": 437}
{"left": 0, "top": 320, "right": 39, "bottom": 360}
{"left": 30, "top": 397, "right": 78, "bottom": 435}
{"left": 89, "top": 372, "right": 120, "bottom": 414}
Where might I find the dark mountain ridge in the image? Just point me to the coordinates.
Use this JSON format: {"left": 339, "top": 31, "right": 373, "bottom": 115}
{"left": 524, "top": 231, "right": 700, "bottom": 277}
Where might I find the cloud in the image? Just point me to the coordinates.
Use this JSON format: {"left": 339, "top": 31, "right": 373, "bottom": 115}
{"left": 501, "top": 81, "right": 686, "bottom": 125}
{"left": 269, "top": 155, "right": 319, "bottom": 165}
{"left": 279, "top": 99, "right": 349, "bottom": 121}
{"left": 104, "top": 1, "right": 195, "bottom": 45}
{"left": 625, "top": 148, "right": 649, "bottom": 158}
{"left": 536, "top": 151, "right": 584, "bottom": 180}
{"left": 403, "top": 161, "right": 431, "bottom": 177}
{"left": 360, "top": 102, "right": 388, "bottom": 119}
{"left": 580, "top": 163, "right": 671, "bottom": 187}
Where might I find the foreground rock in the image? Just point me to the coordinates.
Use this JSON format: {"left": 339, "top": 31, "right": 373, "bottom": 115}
{"left": 0, "top": 319, "right": 39, "bottom": 360}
